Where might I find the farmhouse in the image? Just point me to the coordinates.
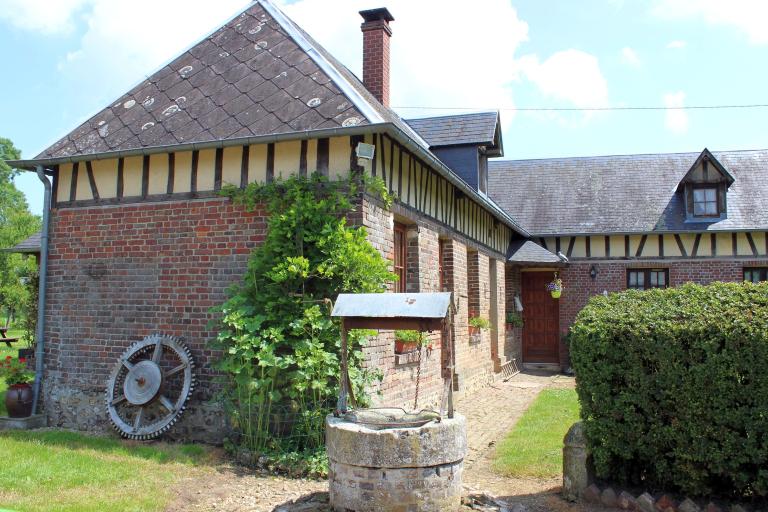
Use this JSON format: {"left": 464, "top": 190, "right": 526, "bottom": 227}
{"left": 8, "top": 0, "right": 768, "bottom": 442}
{"left": 8, "top": 1, "right": 541, "bottom": 441}
{"left": 490, "top": 148, "right": 768, "bottom": 369}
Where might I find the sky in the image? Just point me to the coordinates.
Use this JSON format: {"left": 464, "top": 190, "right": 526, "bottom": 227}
{"left": 1, "top": 0, "right": 767, "bottom": 214}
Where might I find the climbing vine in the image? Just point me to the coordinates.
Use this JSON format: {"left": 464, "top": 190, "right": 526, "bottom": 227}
{"left": 212, "top": 172, "right": 395, "bottom": 469}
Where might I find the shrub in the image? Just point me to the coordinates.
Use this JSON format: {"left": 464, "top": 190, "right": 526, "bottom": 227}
{"left": 570, "top": 282, "right": 768, "bottom": 499}
{"left": 212, "top": 173, "right": 395, "bottom": 460}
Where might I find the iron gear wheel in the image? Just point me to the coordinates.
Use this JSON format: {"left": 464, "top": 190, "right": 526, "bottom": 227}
{"left": 105, "top": 334, "right": 195, "bottom": 440}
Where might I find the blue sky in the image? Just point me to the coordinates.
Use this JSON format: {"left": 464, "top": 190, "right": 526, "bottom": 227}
{"left": 1, "top": 0, "right": 766, "bottom": 214}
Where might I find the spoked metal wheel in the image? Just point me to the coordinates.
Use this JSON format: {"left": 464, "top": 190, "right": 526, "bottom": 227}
{"left": 106, "top": 334, "right": 195, "bottom": 440}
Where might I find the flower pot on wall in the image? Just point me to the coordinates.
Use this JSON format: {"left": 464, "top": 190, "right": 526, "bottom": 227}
{"left": 394, "top": 340, "right": 418, "bottom": 354}
{"left": 551, "top": 290, "right": 562, "bottom": 299}
{"left": 5, "top": 383, "right": 33, "bottom": 418}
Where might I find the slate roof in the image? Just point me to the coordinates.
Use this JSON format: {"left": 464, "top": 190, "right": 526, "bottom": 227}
{"left": 489, "top": 149, "right": 768, "bottom": 236}
{"left": 405, "top": 112, "right": 500, "bottom": 150}
{"left": 36, "top": 0, "right": 424, "bottom": 161}
{"left": 507, "top": 239, "right": 561, "bottom": 265}
{"left": 6, "top": 231, "right": 41, "bottom": 253}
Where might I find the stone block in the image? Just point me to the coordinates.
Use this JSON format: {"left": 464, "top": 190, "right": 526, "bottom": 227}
{"left": 618, "top": 490, "right": 638, "bottom": 510}
{"left": 678, "top": 498, "right": 701, "bottom": 512}
{"left": 601, "top": 487, "right": 618, "bottom": 508}
{"left": 0, "top": 414, "right": 46, "bottom": 431}
{"left": 583, "top": 484, "right": 601, "bottom": 504}
{"left": 562, "top": 421, "right": 593, "bottom": 501}
{"left": 656, "top": 494, "right": 676, "bottom": 511}
{"left": 637, "top": 493, "right": 656, "bottom": 512}
{"left": 704, "top": 504, "right": 723, "bottom": 512}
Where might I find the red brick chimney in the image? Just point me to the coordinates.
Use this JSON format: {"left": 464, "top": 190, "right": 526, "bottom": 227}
{"left": 359, "top": 8, "right": 394, "bottom": 107}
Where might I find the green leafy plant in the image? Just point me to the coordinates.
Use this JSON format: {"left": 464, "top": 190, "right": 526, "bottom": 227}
{"left": 505, "top": 310, "right": 524, "bottom": 328}
{"left": 468, "top": 316, "right": 491, "bottom": 330}
{"left": 571, "top": 282, "right": 768, "bottom": 499}
{"left": 394, "top": 330, "right": 429, "bottom": 344}
{"left": 213, "top": 172, "right": 395, "bottom": 464}
{"left": 0, "top": 356, "right": 33, "bottom": 386}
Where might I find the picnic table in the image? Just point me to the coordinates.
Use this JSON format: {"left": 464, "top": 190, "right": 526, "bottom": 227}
{"left": 0, "top": 327, "right": 20, "bottom": 348}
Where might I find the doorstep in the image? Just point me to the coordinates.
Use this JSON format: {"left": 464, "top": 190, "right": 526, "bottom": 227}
{"left": 522, "top": 362, "right": 561, "bottom": 373}
{"left": 0, "top": 414, "right": 46, "bottom": 431}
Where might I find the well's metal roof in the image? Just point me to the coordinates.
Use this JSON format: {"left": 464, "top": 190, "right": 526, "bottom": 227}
{"left": 490, "top": 149, "right": 768, "bottom": 236}
{"left": 332, "top": 293, "right": 452, "bottom": 319}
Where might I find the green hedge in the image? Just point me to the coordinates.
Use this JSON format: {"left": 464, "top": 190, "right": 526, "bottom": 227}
{"left": 570, "top": 282, "right": 768, "bottom": 498}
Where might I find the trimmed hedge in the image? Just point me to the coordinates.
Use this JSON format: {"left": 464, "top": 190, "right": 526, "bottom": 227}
{"left": 570, "top": 282, "right": 768, "bottom": 499}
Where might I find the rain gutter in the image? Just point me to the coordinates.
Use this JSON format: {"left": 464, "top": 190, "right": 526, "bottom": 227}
{"left": 31, "top": 165, "right": 51, "bottom": 415}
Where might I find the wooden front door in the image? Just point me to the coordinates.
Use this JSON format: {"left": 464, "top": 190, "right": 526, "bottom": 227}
{"left": 521, "top": 272, "right": 560, "bottom": 364}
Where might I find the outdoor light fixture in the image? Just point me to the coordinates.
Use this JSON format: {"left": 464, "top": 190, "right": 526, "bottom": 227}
{"left": 356, "top": 142, "right": 375, "bottom": 166}
{"left": 590, "top": 265, "right": 598, "bottom": 280}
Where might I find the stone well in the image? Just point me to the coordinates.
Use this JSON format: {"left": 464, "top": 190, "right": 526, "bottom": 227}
{"left": 326, "top": 413, "right": 467, "bottom": 512}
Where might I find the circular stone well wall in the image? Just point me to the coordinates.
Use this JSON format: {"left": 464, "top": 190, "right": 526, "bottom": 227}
{"left": 326, "top": 414, "right": 467, "bottom": 512}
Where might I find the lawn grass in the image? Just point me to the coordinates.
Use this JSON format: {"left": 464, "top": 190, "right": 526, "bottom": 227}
{"left": 492, "top": 388, "right": 580, "bottom": 479}
{"left": 0, "top": 430, "right": 216, "bottom": 512}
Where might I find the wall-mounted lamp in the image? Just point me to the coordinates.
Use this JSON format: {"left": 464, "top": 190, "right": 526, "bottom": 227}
{"left": 589, "top": 264, "right": 598, "bottom": 280}
{"left": 355, "top": 142, "right": 375, "bottom": 166}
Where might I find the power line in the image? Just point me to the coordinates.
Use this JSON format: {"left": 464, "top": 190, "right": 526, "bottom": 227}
{"left": 392, "top": 103, "right": 768, "bottom": 112}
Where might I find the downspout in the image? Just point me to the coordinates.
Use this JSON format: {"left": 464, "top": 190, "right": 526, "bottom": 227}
{"left": 31, "top": 165, "right": 51, "bottom": 415}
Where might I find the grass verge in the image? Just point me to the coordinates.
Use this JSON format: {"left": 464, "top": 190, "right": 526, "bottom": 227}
{"left": 0, "top": 430, "right": 216, "bottom": 512}
{"left": 492, "top": 388, "right": 580, "bottom": 479}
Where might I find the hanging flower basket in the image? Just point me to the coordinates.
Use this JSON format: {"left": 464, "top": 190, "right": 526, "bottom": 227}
{"left": 546, "top": 273, "right": 563, "bottom": 299}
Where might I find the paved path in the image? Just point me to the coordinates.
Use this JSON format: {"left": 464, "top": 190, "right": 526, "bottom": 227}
{"left": 456, "top": 371, "right": 566, "bottom": 469}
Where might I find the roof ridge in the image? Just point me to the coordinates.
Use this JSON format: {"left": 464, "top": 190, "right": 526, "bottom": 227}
{"left": 489, "top": 147, "right": 768, "bottom": 164}
{"left": 405, "top": 110, "right": 499, "bottom": 122}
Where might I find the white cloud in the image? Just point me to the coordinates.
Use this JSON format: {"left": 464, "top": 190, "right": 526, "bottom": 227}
{"left": 663, "top": 91, "right": 688, "bottom": 134}
{"left": 666, "top": 40, "right": 687, "bottom": 49}
{"left": 621, "top": 47, "right": 641, "bottom": 67}
{"left": 280, "top": 0, "right": 530, "bottom": 121}
{"left": 517, "top": 49, "right": 609, "bottom": 110}
{"left": 2, "top": 0, "right": 606, "bottom": 135}
{"left": 0, "top": 0, "right": 89, "bottom": 35}
{"left": 653, "top": 0, "right": 768, "bottom": 45}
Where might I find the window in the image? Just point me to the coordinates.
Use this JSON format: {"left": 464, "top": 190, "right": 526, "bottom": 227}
{"left": 393, "top": 222, "right": 407, "bottom": 292}
{"left": 627, "top": 269, "right": 669, "bottom": 290}
{"left": 693, "top": 187, "right": 718, "bottom": 217}
{"left": 744, "top": 267, "right": 768, "bottom": 283}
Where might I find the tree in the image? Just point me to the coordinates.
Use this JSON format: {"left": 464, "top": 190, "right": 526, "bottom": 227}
{"left": 0, "top": 138, "right": 41, "bottom": 326}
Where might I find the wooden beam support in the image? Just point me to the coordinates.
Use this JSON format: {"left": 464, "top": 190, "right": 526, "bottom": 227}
{"left": 674, "top": 234, "right": 687, "bottom": 257}
{"left": 266, "top": 143, "right": 275, "bottom": 182}
{"left": 69, "top": 162, "right": 79, "bottom": 202}
{"left": 85, "top": 161, "right": 100, "bottom": 201}
{"left": 214, "top": 147, "right": 223, "bottom": 191}
{"left": 317, "top": 138, "right": 329, "bottom": 176}
{"left": 167, "top": 153, "right": 175, "bottom": 194}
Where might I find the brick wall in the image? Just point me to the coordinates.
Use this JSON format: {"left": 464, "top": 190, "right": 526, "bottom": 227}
{"left": 558, "top": 258, "right": 768, "bottom": 367}
{"left": 43, "top": 198, "right": 267, "bottom": 441}
{"left": 360, "top": 198, "right": 444, "bottom": 409}
{"left": 455, "top": 249, "right": 495, "bottom": 394}
{"left": 42, "top": 190, "right": 511, "bottom": 440}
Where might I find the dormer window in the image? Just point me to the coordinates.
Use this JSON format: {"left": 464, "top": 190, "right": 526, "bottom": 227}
{"left": 678, "top": 148, "right": 734, "bottom": 222}
{"left": 692, "top": 186, "right": 718, "bottom": 217}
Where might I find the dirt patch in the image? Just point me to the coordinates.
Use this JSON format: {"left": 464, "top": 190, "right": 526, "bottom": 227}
{"left": 165, "top": 372, "right": 586, "bottom": 511}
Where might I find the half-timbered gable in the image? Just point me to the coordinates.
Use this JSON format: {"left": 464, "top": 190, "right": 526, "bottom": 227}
{"left": 8, "top": 0, "right": 533, "bottom": 440}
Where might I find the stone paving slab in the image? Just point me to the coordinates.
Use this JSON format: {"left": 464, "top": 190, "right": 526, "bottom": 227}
{"left": 456, "top": 371, "right": 561, "bottom": 469}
